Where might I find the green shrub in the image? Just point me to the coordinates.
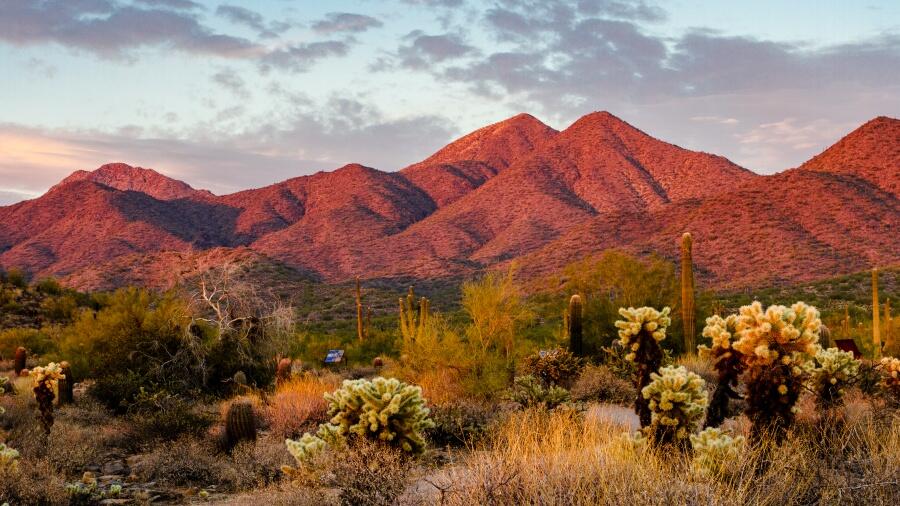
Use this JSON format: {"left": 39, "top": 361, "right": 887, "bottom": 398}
{"left": 128, "top": 389, "right": 213, "bottom": 441}
{"left": 0, "top": 327, "right": 56, "bottom": 359}
{"left": 570, "top": 364, "right": 635, "bottom": 404}
{"left": 88, "top": 371, "right": 146, "bottom": 414}
{"left": 505, "top": 375, "right": 571, "bottom": 410}
{"left": 427, "top": 399, "right": 498, "bottom": 447}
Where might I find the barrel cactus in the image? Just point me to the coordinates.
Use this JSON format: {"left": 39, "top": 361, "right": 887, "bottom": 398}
{"left": 732, "top": 301, "right": 821, "bottom": 441}
{"left": 225, "top": 399, "right": 257, "bottom": 449}
{"left": 804, "top": 347, "right": 859, "bottom": 410}
{"left": 640, "top": 365, "right": 708, "bottom": 447}
{"left": 615, "top": 306, "right": 671, "bottom": 427}
{"left": 14, "top": 347, "right": 27, "bottom": 376}
{"left": 276, "top": 358, "right": 292, "bottom": 385}
{"left": 698, "top": 314, "right": 745, "bottom": 427}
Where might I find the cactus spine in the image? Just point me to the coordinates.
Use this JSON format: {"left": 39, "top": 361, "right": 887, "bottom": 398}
{"left": 355, "top": 277, "right": 366, "bottom": 343}
{"left": 873, "top": 268, "right": 881, "bottom": 359}
{"left": 14, "top": 347, "right": 26, "bottom": 376}
{"left": 57, "top": 361, "right": 74, "bottom": 406}
{"left": 681, "top": 233, "right": 696, "bottom": 353}
{"left": 568, "top": 294, "right": 584, "bottom": 356}
{"left": 225, "top": 400, "right": 257, "bottom": 449}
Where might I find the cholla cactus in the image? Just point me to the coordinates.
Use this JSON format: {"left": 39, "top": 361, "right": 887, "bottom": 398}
{"left": 640, "top": 365, "right": 708, "bottom": 446}
{"left": 30, "top": 362, "right": 65, "bottom": 434}
{"left": 0, "top": 376, "right": 8, "bottom": 416}
{"left": 699, "top": 314, "right": 745, "bottom": 427}
{"left": 804, "top": 347, "right": 860, "bottom": 410}
{"left": 690, "top": 427, "right": 745, "bottom": 479}
{"left": 0, "top": 443, "right": 19, "bottom": 472}
{"left": 615, "top": 306, "right": 671, "bottom": 427}
{"left": 505, "top": 375, "right": 571, "bottom": 410}
{"left": 324, "top": 377, "right": 434, "bottom": 453}
{"left": 879, "top": 357, "right": 900, "bottom": 405}
{"left": 732, "top": 301, "right": 821, "bottom": 441}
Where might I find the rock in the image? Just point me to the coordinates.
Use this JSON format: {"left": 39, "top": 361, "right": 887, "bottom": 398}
{"left": 99, "top": 500, "right": 132, "bottom": 505}
{"left": 102, "top": 460, "right": 128, "bottom": 475}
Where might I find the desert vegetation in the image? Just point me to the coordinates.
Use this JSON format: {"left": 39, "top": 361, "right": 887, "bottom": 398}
{"left": 0, "top": 254, "right": 898, "bottom": 505}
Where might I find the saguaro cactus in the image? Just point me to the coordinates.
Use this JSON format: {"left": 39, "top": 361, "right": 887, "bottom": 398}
{"left": 225, "top": 399, "right": 257, "bottom": 449}
{"left": 14, "top": 347, "right": 27, "bottom": 376}
{"left": 873, "top": 268, "right": 881, "bottom": 359}
{"left": 885, "top": 299, "right": 894, "bottom": 356}
{"left": 57, "top": 361, "right": 74, "bottom": 406}
{"left": 681, "top": 233, "right": 696, "bottom": 353}
{"left": 355, "top": 277, "right": 366, "bottom": 343}
{"left": 568, "top": 295, "right": 584, "bottom": 356}
{"left": 399, "top": 286, "right": 429, "bottom": 343}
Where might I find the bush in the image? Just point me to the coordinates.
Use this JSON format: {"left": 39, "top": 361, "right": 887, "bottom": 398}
{"left": 322, "top": 440, "right": 412, "bottom": 506}
{"left": 128, "top": 389, "right": 214, "bottom": 441}
{"left": 505, "top": 375, "right": 571, "bottom": 410}
{"left": 88, "top": 371, "right": 146, "bottom": 414}
{"left": 0, "top": 328, "right": 56, "bottom": 359}
{"left": 520, "top": 347, "right": 583, "bottom": 388}
{"left": 268, "top": 375, "right": 336, "bottom": 439}
{"left": 0, "top": 457, "right": 68, "bottom": 505}
{"left": 570, "top": 364, "right": 635, "bottom": 404}
{"left": 427, "top": 399, "right": 498, "bottom": 447}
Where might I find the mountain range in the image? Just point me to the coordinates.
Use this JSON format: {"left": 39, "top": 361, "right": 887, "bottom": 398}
{"left": 0, "top": 112, "right": 897, "bottom": 291}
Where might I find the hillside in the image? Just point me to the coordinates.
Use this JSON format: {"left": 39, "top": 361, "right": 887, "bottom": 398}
{"left": 0, "top": 112, "right": 896, "bottom": 290}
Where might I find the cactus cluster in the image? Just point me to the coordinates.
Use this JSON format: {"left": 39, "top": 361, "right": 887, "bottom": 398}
{"left": 690, "top": 427, "right": 745, "bottom": 479}
{"left": 879, "top": 357, "right": 900, "bottom": 404}
{"left": 0, "top": 443, "right": 19, "bottom": 472}
{"left": 640, "top": 365, "right": 708, "bottom": 446}
{"left": 615, "top": 306, "right": 671, "bottom": 427}
{"left": 699, "top": 314, "right": 745, "bottom": 427}
{"left": 29, "top": 362, "right": 65, "bottom": 434}
{"left": 286, "top": 377, "right": 435, "bottom": 463}
{"left": 399, "top": 286, "right": 430, "bottom": 343}
{"left": 505, "top": 375, "right": 571, "bottom": 410}
{"left": 804, "top": 347, "right": 860, "bottom": 409}
{"left": 731, "top": 301, "right": 821, "bottom": 440}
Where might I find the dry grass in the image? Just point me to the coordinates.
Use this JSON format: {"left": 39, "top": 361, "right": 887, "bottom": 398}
{"left": 417, "top": 402, "right": 900, "bottom": 505}
{"left": 407, "top": 367, "right": 467, "bottom": 407}
{"left": 570, "top": 364, "right": 635, "bottom": 404}
{"left": 267, "top": 373, "right": 340, "bottom": 438}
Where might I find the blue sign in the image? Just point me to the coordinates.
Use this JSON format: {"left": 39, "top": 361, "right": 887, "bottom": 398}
{"left": 324, "top": 349, "right": 345, "bottom": 364}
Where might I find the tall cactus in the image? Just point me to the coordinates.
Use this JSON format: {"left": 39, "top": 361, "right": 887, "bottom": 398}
{"left": 57, "top": 361, "right": 74, "bottom": 406}
{"left": 399, "top": 286, "right": 429, "bottom": 343}
{"left": 225, "top": 399, "right": 257, "bottom": 449}
{"left": 681, "top": 233, "right": 696, "bottom": 354}
{"left": 568, "top": 295, "right": 584, "bottom": 356}
{"left": 355, "top": 277, "right": 366, "bottom": 343}
{"left": 885, "top": 299, "right": 894, "bottom": 356}
{"left": 14, "top": 347, "right": 27, "bottom": 376}
{"left": 873, "top": 268, "right": 881, "bottom": 359}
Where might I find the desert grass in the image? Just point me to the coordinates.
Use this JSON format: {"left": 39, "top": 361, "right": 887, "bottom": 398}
{"left": 267, "top": 373, "right": 341, "bottom": 438}
{"left": 422, "top": 402, "right": 900, "bottom": 505}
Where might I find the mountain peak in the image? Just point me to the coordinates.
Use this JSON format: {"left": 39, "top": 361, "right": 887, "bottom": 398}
{"left": 407, "top": 113, "right": 557, "bottom": 171}
{"left": 55, "top": 163, "right": 208, "bottom": 200}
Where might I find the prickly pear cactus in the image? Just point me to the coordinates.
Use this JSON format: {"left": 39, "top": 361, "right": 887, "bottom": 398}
{"left": 324, "top": 376, "right": 434, "bottom": 453}
{"left": 640, "top": 365, "right": 708, "bottom": 446}
{"left": 225, "top": 399, "right": 257, "bottom": 449}
{"left": 615, "top": 306, "right": 671, "bottom": 427}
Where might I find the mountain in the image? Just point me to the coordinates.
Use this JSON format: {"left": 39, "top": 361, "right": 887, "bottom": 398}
{"left": 53, "top": 163, "right": 211, "bottom": 200}
{"left": 799, "top": 116, "right": 899, "bottom": 198}
{"left": 0, "top": 112, "right": 897, "bottom": 291}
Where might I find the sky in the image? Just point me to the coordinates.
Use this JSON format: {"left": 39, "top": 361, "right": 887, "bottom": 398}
{"left": 0, "top": 0, "right": 898, "bottom": 204}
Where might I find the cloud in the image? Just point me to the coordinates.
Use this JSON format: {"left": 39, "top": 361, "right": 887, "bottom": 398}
{"left": 0, "top": 98, "right": 458, "bottom": 204}
{"left": 312, "top": 12, "right": 383, "bottom": 34}
{"left": 260, "top": 40, "right": 350, "bottom": 73}
{"left": 132, "top": 0, "right": 203, "bottom": 11}
{"left": 375, "top": 30, "right": 478, "bottom": 71}
{"left": 400, "top": 0, "right": 465, "bottom": 7}
{"left": 0, "top": 0, "right": 260, "bottom": 59}
{"left": 211, "top": 69, "right": 249, "bottom": 99}
{"left": 215, "top": 4, "right": 290, "bottom": 38}
{"left": 690, "top": 116, "right": 739, "bottom": 125}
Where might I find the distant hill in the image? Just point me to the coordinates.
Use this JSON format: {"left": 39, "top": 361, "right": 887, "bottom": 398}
{"left": 0, "top": 112, "right": 897, "bottom": 290}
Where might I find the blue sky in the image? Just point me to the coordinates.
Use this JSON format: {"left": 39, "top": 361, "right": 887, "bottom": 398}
{"left": 1, "top": 0, "right": 898, "bottom": 204}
